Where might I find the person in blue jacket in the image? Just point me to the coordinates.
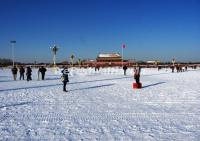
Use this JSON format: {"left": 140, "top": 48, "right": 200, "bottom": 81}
{"left": 61, "top": 66, "right": 69, "bottom": 92}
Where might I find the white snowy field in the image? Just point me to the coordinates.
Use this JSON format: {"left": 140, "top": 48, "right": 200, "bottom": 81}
{"left": 0, "top": 67, "right": 200, "bottom": 141}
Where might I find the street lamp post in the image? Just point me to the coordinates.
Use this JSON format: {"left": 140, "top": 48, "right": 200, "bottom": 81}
{"left": 10, "top": 40, "right": 16, "bottom": 67}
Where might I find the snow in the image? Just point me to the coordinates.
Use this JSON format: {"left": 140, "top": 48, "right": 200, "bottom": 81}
{"left": 0, "top": 67, "right": 200, "bottom": 140}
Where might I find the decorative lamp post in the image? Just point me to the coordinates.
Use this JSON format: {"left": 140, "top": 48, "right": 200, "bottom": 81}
{"left": 70, "top": 54, "right": 75, "bottom": 67}
{"left": 155, "top": 60, "right": 158, "bottom": 66}
{"left": 78, "top": 58, "right": 81, "bottom": 67}
{"left": 172, "top": 58, "right": 175, "bottom": 66}
{"left": 10, "top": 40, "right": 16, "bottom": 67}
{"left": 50, "top": 45, "right": 59, "bottom": 68}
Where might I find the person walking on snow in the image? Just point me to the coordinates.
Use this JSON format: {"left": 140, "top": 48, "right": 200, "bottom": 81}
{"left": 61, "top": 66, "right": 69, "bottom": 92}
{"left": 19, "top": 66, "right": 25, "bottom": 80}
{"left": 11, "top": 66, "right": 18, "bottom": 80}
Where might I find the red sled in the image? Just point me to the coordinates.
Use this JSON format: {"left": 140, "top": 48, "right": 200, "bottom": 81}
{"left": 133, "top": 83, "right": 142, "bottom": 89}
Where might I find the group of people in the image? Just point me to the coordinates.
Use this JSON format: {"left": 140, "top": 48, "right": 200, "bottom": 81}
{"left": 11, "top": 66, "right": 32, "bottom": 81}
{"left": 11, "top": 65, "right": 141, "bottom": 92}
{"left": 11, "top": 66, "right": 47, "bottom": 81}
{"left": 60, "top": 65, "right": 141, "bottom": 92}
{"left": 123, "top": 65, "right": 141, "bottom": 85}
{"left": 171, "top": 64, "right": 188, "bottom": 73}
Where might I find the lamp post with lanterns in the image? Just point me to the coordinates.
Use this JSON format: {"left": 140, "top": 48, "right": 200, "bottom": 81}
{"left": 50, "top": 45, "right": 59, "bottom": 67}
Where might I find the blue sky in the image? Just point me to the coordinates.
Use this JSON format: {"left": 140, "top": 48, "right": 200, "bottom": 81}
{"left": 0, "top": 0, "right": 199, "bottom": 63}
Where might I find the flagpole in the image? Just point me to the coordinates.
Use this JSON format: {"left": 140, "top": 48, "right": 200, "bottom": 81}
{"left": 122, "top": 46, "right": 123, "bottom": 68}
{"left": 12, "top": 43, "right": 14, "bottom": 67}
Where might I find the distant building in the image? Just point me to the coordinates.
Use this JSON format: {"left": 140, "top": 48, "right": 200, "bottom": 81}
{"left": 146, "top": 60, "right": 160, "bottom": 64}
{"left": 82, "top": 53, "right": 134, "bottom": 67}
{"left": 96, "top": 53, "right": 122, "bottom": 62}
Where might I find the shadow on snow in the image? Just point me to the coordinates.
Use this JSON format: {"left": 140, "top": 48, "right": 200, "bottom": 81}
{"left": 0, "top": 75, "right": 168, "bottom": 92}
{"left": 0, "top": 76, "right": 130, "bottom": 92}
{"left": 0, "top": 102, "right": 32, "bottom": 109}
{"left": 142, "top": 82, "right": 166, "bottom": 88}
{"left": 69, "top": 83, "right": 115, "bottom": 92}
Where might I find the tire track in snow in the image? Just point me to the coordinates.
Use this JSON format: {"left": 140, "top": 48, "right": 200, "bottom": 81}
{"left": 11, "top": 112, "right": 200, "bottom": 122}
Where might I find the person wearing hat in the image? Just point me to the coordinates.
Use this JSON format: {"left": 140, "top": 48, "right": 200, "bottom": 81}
{"left": 61, "top": 66, "right": 69, "bottom": 92}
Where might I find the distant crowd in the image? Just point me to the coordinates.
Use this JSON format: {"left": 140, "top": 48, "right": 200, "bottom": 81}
{"left": 11, "top": 66, "right": 47, "bottom": 81}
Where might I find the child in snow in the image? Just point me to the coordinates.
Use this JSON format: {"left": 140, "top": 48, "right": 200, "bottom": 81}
{"left": 61, "top": 66, "right": 69, "bottom": 92}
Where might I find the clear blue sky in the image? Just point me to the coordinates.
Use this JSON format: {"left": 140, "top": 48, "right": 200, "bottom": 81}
{"left": 0, "top": 0, "right": 200, "bottom": 63}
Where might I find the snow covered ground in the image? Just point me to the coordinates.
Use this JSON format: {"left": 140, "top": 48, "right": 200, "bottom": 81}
{"left": 0, "top": 67, "right": 200, "bottom": 141}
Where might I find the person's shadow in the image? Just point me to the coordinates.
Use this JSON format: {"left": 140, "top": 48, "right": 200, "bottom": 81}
{"left": 142, "top": 82, "right": 166, "bottom": 88}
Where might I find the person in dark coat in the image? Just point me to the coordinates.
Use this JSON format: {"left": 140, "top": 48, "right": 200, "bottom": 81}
{"left": 37, "top": 67, "right": 41, "bottom": 80}
{"left": 39, "top": 66, "right": 47, "bottom": 80}
{"left": 123, "top": 65, "right": 128, "bottom": 75}
{"left": 134, "top": 64, "right": 141, "bottom": 84}
{"left": 61, "top": 66, "right": 69, "bottom": 92}
{"left": 171, "top": 65, "right": 175, "bottom": 73}
{"left": 19, "top": 66, "right": 25, "bottom": 80}
{"left": 185, "top": 65, "right": 188, "bottom": 71}
{"left": 11, "top": 66, "right": 18, "bottom": 80}
{"left": 26, "top": 66, "right": 32, "bottom": 81}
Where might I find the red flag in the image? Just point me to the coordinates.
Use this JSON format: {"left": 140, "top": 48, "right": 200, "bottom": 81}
{"left": 122, "top": 44, "right": 126, "bottom": 48}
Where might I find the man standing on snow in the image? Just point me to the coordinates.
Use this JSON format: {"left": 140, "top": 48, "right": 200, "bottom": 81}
{"left": 19, "top": 66, "right": 25, "bottom": 80}
{"left": 26, "top": 66, "right": 32, "bottom": 81}
{"left": 40, "top": 66, "right": 47, "bottom": 80}
{"left": 11, "top": 66, "right": 18, "bottom": 80}
{"left": 123, "top": 65, "right": 128, "bottom": 75}
{"left": 61, "top": 66, "right": 69, "bottom": 92}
